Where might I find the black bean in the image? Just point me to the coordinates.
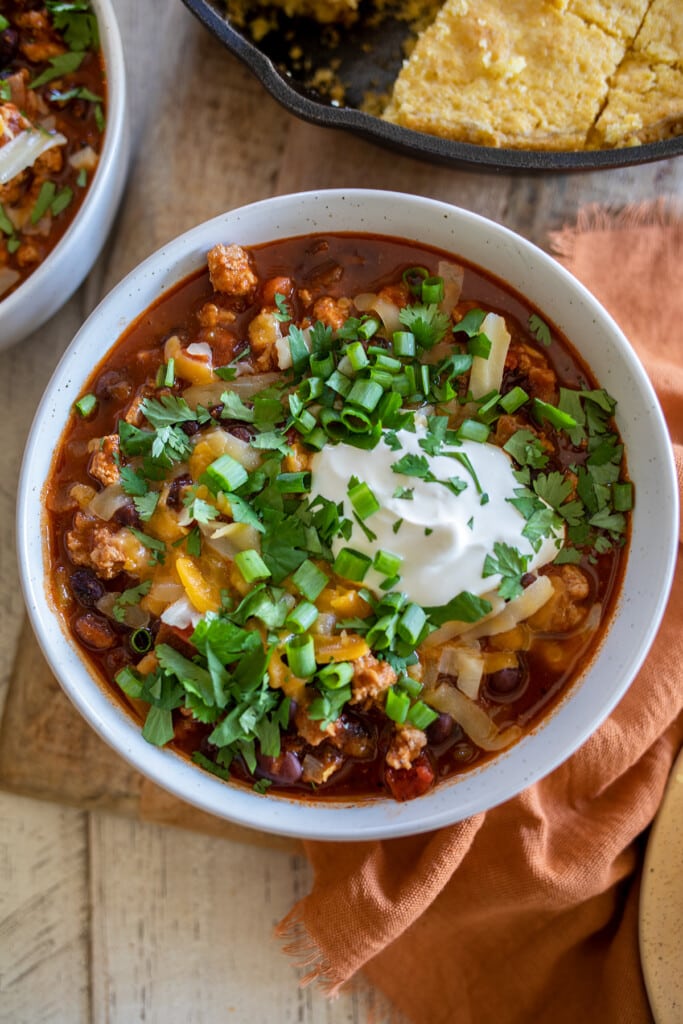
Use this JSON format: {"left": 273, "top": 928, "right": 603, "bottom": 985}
{"left": 487, "top": 667, "right": 523, "bottom": 696}
{"left": 426, "top": 712, "right": 454, "bottom": 745}
{"left": 113, "top": 502, "right": 141, "bottom": 528}
{"left": 521, "top": 573, "right": 536, "bottom": 588}
{"left": 180, "top": 420, "right": 200, "bottom": 436}
{"left": 166, "top": 473, "right": 192, "bottom": 511}
{"left": 70, "top": 569, "right": 105, "bottom": 608}
{"left": 94, "top": 369, "right": 132, "bottom": 403}
{"left": 256, "top": 751, "right": 303, "bottom": 785}
{"left": 221, "top": 420, "right": 254, "bottom": 442}
{"left": 208, "top": 403, "right": 224, "bottom": 419}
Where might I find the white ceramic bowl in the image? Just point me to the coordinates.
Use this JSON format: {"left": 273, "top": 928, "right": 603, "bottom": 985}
{"left": 17, "top": 189, "right": 678, "bottom": 840}
{"left": 1, "top": 0, "right": 128, "bottom": 350}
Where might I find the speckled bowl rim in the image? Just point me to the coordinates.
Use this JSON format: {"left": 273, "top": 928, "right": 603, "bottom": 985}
{"left": 17, "top": 189, "right": 679, "bottom": 840}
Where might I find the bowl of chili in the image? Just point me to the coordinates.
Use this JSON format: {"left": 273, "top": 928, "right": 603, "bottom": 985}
{"left": 0, "top": 0, "right": 128, "bottom": 349}
{"left": 17, "top": 189, "right": 678, "bottom": 840}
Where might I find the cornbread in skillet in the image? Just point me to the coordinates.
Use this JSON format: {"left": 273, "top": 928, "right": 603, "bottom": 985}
{"left": 383, "top": 0, "right": 625, "bottom": 148}
{"left": 631, "top": 0, "right": 683, "bottom": 65}
{"left": 592, "top": 58, "right": 683, "bottom": 145}
{"left": 565, "top": 0, "right": 650, "bottom": 40}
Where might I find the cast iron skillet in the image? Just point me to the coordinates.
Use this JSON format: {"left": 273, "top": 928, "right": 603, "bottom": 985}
{"left": 181, "top": 0, "right": 683, "bottom": 172}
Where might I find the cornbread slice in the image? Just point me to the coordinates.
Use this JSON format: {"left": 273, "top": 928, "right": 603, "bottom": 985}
{"left": 383, "top": 0, "right": 625, "bottom": 148}
{"left": 566, "top": 0, "right": 650, "bottom": 41}
{"left": 592, "top": 57, "right": 683, "bottom": 145}
{"left": 632, "top": 0, "right": 683, "bottom": 66}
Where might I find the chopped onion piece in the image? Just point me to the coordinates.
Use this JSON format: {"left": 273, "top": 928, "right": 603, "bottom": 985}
{"left": 469, "top": 312, "right": 511, "bottom": 399}
{"left": 463, "top": 575, "right": 554, "bottom": 641}
{"left": 199, "top": 520, "right": 261, "bottom": 559}
{"left": 0, "top": 128, "right": 67, "bottom": 186}
{"left": 187, "top": 342, "right": 212, "bottom": 361}
{"left": 437, "top": 260, "right": 464, "bottom": 313}
{"left": 354, "top": 292, "right": 402, "bottom": 334}
{"left": 88, "top": 482, "right": 129, "bottom": 521}
{"left": 0, "top": 267, "right": 20, "bottom": 298}
{"left": 427, "top": 683, "right": 522, "bottom": 751}
{"left": 68, "top": 145, "right": 99, "bottom": 171}
{"left": 439, "top": 646, "right": 485, "bottom": 700}
{"left": 161, "top": 595, "right": 203, "bottom": 630}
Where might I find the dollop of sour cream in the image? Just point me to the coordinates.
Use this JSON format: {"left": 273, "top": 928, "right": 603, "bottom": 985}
{"left": 309, "top": 427, "right": 563, "bottom": 607}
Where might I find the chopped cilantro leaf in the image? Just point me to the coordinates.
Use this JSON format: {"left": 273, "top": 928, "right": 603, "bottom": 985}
{"left": 112, "top": 580, "right": 152, "bottom": 623}
{"left": 393, "top": 486, "right": 414, "bottom": 500}
{"left": 391, "top": 453, "right": 435, "bottom": 481}
{"left": 30, "top": 50, "right": 85, "bottom": 89}
{"left": 503, "top": 430, "right": 549, "bottom": 469}
{"left": 528, "top": 314, "right": 552, "bottom": 346}
{"left": 140, "top": 394, "right": 202, "bottom": 428}
{"left": 128, "top": 527, "right": 166, "bottom": 564}
{"left": 133, "top": 491, "right": 159, "bottom": 522}
{"left": 482, "top": 542, "right": 530, "bottom": 600}
{"left": 398, "top": 303, "right": 450, "bottom": 349}
{"left": 424, "top": 591, "right": 492, "bottom": 627}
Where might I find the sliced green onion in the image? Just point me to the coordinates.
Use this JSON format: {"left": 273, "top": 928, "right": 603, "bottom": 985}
{"left": 404, "top": 364, "right": 417, "bottom": 395}
{"left": 368, "top": 368, "right": 392, "bottom": 390}
{"left": 402, "top": 266, "right": 429, "bottom": 295}
{"left": 346, "top": 341, "right": 369, "bottom": 371}
{"left": 292, "top": 559, "right": 328, "bottom": 601}
{"left": 74, "top": 393, "right": 97, "bottom": 417}
{"left": 392, "top": 331, "right": 416, "bottom": 357}
{"left": 407, "top": 700, "right": 438, "bottom": 729}
{"left": 500, "top": 386, "right": 529, "bottom": 413}
{"left": 347, "top": 378, "right": 384, "bottom": 413}
{"left": 326, "top": 369, "right": 352, "bottom": 397}
{"left": 164, "top": 358, "right": 176, "bottom": 387}
{"left": 286, "top": 600, "right": 319, "bottom": 634}
{"left": 76, "top": 167, "right": 87, "bottom": 187}
{"left": 374, "top": 352, "right": 402, "bottom": 373}
{"left": 320, "top": 408, "right": 349, "bottom": 440}
{"left": 317, "top": 661, "right": 354, "bottom": 690}
{"left": 468, "top": 333, "right": 492, "bottom": 359}
{"left": 130, "top": 627, "right": 153, "bottom": 654}
{"left": 298, "top": 377, "right": 324, "bottom": 403}
{"left": 340, "top": 406, "right": 373, "bottom": 433}
{"left": 457, "top": 419, "right": 490, "bottom": 443}
{"left": 292, "top": 409, "right": 317, "bottom": 436}
{"left": 235, "top": 549, "right": 271, "bottom": 583}
{"left": 366, "top": 613, "right": 397, "bottom": 651}
{"left": 398, "top": 675, "right": 422, "bottom": 699}
{"left": 397, "top": 602, "right": 427, "bottom": 645}
{"left": 31, "top": 180, "right": 56, "bottom": 224}
{"left": 533, "top": 398, "right": 578, "bottom": 431}
{"left": 348, "top": 479, "right": 380, "bottom": 520}
{"left": 276, "top": 471, "right": 311, "bottom": 493}
{"left": 420, "top": 364, "right": 430, "bottom": 396}
{"left": 310, "top": 352, "right": 334, "bottom": 379}
{"left": 50, "top": 186, "right": 73, "bottom": 217}
{"left": 332, "top": 547, "right": 372, "bottom": 583}
{"left": 613, "top": 481, "right": 633, "bottom": 511}
{"left": 205, "top": 453, "right": 248, "bottom": 493}
{"left": 379, "top": 574, "right": 401, "bottom": 591}
{"left": 385, "top": 686, "right": 410, "bottom": 723}
{"left": 302, "top": 426, "right": 327, "bottom": 451}
{"left": 286, "top": 634, "right": 317, "bottom": 679}
{"left": 377, "top": 390, "right": 403, "bottom": 424}
{"left": 421, "top": 276, "right": 444, "bottom": 304}
{"left": 392, "top": 374, "right": 410, "bottom": 397}
{"left": 373, "top": 549, "right": 402, "bottom": 576}
{"left": 358, "top": 317, "right": 380, "bottom": 341}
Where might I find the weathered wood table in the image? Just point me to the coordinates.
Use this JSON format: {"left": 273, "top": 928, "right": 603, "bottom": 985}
{"left": 0, "top": 2, "right": 681, "bottom": 1020}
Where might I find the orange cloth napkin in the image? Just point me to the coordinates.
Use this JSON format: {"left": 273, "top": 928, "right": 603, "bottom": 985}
{"left": 277, "top": 202, "right": 683, "bottom": 1024}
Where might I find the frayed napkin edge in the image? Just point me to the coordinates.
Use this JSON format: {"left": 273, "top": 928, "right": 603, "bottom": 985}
{"left": 549, "top": 197, "right": 682, "bottom": 262}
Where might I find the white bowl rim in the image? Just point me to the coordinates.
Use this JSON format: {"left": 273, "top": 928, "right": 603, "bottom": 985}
{"left": 17, "top": 188, "right": 679, "bottom": 840}
{"left": 0, "top": 0, "right": 127, "bottom": 337}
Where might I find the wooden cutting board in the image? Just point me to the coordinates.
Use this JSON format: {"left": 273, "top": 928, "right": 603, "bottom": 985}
{"left": 0, "top": 619, "right": 298, "bottom": 851}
